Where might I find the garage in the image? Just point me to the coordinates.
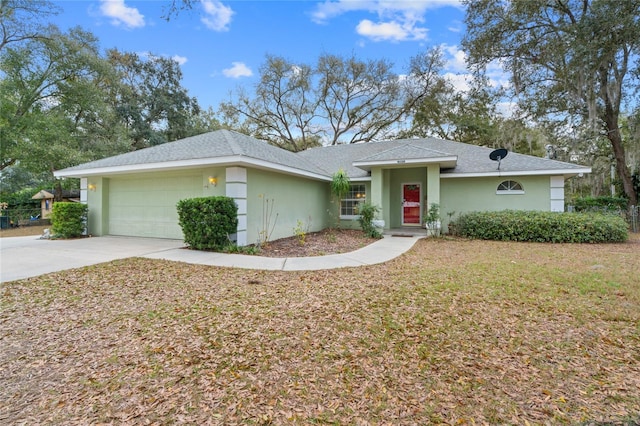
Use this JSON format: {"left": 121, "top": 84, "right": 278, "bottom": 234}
{"left": 108, "top": 173, "right": 202, "bottom": 239}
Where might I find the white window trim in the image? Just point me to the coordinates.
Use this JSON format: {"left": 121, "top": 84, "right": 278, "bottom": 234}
{"left": 496, "top": 189, "right": 525, "bottom": 195}
{"left": 496, "top": 180, "right": 524, "bottom": 195}
{"left": 340, "top": 184, "right": 366, "bottom": 219}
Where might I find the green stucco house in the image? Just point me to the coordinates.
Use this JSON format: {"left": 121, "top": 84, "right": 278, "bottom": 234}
{"left": 54, "top": 130, "right": 591, "bottom": 245}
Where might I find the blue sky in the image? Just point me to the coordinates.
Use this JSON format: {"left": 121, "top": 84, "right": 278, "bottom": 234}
{"left": 50, "top": 1, "right": 485, "bottom": 111}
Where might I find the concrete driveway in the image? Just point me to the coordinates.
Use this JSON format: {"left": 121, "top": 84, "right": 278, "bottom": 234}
{"left": 0, "top": 236, "right": 185, "bottom": 283}
{"left": 1, "top": 234, "right": 422, "bottom": 283}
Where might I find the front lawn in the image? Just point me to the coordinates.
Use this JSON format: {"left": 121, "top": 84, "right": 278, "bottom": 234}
{"left": 1, "top": 237, "right": 639, "bottom": 424}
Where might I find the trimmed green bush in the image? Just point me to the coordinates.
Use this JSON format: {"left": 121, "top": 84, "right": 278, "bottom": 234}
{"left": 456, "top": 210, "right": 628, "bottom": 243}
{"left": 51, "top": 202, "right": 88, "bottom": 238}
{"left": 572, "top": 196, "right": 628, "bottom": 212}
{"left": 177, "top": 196, "right": 238, "bottom": 250}
{"left": 357, "top": 202, "right": 382, "bottom": 239}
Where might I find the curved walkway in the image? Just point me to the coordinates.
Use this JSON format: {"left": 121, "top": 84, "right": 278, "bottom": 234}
{"left": 146, "top": 234, "right": 422, "bottom": 271}
{"left": 1, "top": 235, "right": 422, "bottom": 283}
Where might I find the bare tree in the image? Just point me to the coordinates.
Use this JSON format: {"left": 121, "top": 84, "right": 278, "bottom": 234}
{"left": 221, "top": 50, "right": 445, "bottom": 151}
{"left": 220, "top": 55, "right": 319, "bottom": 152}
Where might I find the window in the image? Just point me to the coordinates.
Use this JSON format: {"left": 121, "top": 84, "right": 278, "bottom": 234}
{"left": 496, "top": 180, "right": 524, "bottom": 194}
{"left": 341, "top": 184, "right": 366, "bottom": 217}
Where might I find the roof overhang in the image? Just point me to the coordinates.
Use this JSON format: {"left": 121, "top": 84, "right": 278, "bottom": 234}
{"left": 32, "top": 190, "right": 54, "bottom": 200}
{"left": 352, "top": 155, "right": 458, "bottom": 171}
{"left": 54, "top": 156, "right": 331, "bottom": 182}
{"left": 440, "top": 167, "right": 592, "bottom": 179}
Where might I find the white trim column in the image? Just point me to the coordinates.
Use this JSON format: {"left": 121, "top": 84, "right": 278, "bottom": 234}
{"left": 550, "top": 176, "right": 565, "bottom": 212}
{"left": 80, "top": 177, "right": 88, "bottom": 203}
{"left": 370, "top": 168, "right": 385, "bottom": 228}
{"left": 226, "top": 167, "right": 247, "bottom": 246}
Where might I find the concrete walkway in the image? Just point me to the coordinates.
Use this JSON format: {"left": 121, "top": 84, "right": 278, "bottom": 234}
{"left": 1, "top": 235, "right": 422, "bottom": 283}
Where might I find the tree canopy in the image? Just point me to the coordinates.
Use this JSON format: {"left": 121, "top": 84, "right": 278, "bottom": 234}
{"left": 0, "top": 0, "right": 60, "bottom": 52}
{"left": 463, "top": 0, "right": 640, "bottom": 205}
{"left": 0, "top": 1, "right": 211, "bottom": 193}
{"left": 220, "top": 50, "right": 445, "bottom": 152}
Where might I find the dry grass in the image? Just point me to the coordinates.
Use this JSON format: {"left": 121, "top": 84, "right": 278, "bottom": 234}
{"left": 1, "top": 236, "right": 639, "bottom": 424}
{"left": 0, "top": 225, "right": 48, "bottom": 238}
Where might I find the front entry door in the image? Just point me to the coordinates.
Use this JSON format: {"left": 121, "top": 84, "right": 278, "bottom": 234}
{"left": 402, "top": 183, "right": 421, "bottom": 225}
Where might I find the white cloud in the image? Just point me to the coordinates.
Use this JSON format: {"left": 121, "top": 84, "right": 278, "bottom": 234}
{"left": 496, "top": 101, "right": 518, "bottom": 118}
{"left": 201, "top": 0, "right": 234, "bottom": 31}
{"left": 443, "top": 72, "right": 470, "bottom": 92}
{"left": 448, "top": 20, "right": 463, "bottom": 33}
{"left": 99, "top": 0, "right": 145, "bottom": 29}
{"left": 311, "top": 0, "right": 462, "bottom": 42}
{"left": 356, "top": 19, "right": 427, "bottom": 42}
{"left": 486, "top": 59, "right": 511, "bottom": 88}
{"left": 223, "top": 62, "right": 253, "bottom": 78}
{"left": 442, "top": 44, "right": 467, "bottom": 72}
{"left": 172, "top": 55, "right": 188, "bottom": 65}
{"left": 312, "top": 0, "right": 462, "bottom": 23}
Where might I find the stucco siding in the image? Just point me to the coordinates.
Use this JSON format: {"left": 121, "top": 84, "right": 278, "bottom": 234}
{"left": 246, "top": 169, "right": 329, "bottom": 245}
{"left": 440, "top": 175, "right": 552, "bottom": 228}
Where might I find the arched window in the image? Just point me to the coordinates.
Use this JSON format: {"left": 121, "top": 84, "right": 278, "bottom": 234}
{"left": 496, "top": 180, "right": 524, "bottom": 194}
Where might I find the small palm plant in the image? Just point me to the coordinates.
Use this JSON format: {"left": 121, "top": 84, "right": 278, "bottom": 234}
{"left": 330, "top": 168, "right": 350, "bottom": 228}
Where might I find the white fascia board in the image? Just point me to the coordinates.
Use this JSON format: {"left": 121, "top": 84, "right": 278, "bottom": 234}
{"left": 353, "top": 156, "right": 458, "bottom": 170}
{"left": 247, "top": 157, "right": 331, "bottom": 181}
{"left": 54, "top": 156, "right": 331, "bottom": 181}
{"left": 440, "top": 167, "right": 592, "bottom": 179}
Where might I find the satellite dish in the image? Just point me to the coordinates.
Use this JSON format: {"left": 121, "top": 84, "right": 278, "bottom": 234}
{"left": 489, "top": 148, "right": 508, "bottom": 170}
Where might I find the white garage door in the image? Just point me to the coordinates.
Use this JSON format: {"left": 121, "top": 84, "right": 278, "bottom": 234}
{"left": 109, "top": 174, "right": 202, "bottom": 239}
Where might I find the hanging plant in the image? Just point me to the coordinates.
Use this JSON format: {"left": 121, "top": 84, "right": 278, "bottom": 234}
{"left": 331, "top": 168, "right": 350, "bottom": 199}
{"left": 330, "top": 168, "right": 351, "bottom": 228}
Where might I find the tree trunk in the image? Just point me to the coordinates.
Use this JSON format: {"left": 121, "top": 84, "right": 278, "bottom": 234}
{"left": 604, "top": 113, "right": 637, "bottom": 207}
{"left": 600, "top": 63, "right": 638, "bottom": 207}
{"left": 54, "top": 179, "right": 63, "bottom": 202}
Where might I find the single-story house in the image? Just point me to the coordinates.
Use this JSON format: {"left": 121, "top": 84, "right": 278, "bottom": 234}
{"left": 54, "top": 130, "right": 591, "bottom": 245}
{"left": 32, "top": 189, "right": 81, "bottom": 219}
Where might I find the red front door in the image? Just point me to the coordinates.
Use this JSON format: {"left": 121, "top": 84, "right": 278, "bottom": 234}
{"left": 402, "top": 184, "right": 421, "bottom": 225}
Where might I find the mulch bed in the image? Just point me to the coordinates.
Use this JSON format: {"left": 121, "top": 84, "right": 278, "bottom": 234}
{"left": 253, "top": 228, "right": 379, "bottom": 257}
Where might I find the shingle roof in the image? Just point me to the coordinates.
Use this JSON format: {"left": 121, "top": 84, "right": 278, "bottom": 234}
{"left": 298, "top": 137, "right": 589, "bottom": 178}
{"left": 55, "top": 130, "right": 590, "bottom": 179}
{"left": 57, "top": 130, "right": 327, "bottom": 177}
{"left": 355, "top": 142, "right": 453, "bottom": 162}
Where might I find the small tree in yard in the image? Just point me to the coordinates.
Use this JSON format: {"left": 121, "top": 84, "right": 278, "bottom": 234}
{"left": 51, "top": 202, "right": 87, "bottom": 238}
{"left": 330, "top": 168, "right": 350, "bottom": 228}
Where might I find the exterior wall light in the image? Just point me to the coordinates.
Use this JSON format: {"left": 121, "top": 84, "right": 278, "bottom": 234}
{"left": 208, "top": 176, "right": 218, "bottom": 186}
{"left": 88, "top": 183, "right": 97, "bottom": 191}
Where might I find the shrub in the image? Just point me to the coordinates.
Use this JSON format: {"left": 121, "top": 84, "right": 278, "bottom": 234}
{"left": 177, "top": 196, "right": 238, "bottom": 250}
{"left": 424, "top": 203, "right": 441, "bottom": 236}
{"left": 0, "top": 187, "right": 41, "bottom": 223}
{"left": 456, "top": 210, "right": 628, "bottom": 243}
{"left": 293, "top": 218, "right": 311, "bottom": 246}
{"left": 357, "top": 202, "right": 382, "bottom": 239}
{"left": 51, "top": 202, "right": 88, "bottom": 238}
{"left": 571, "top": 196, "right": 628, "bottom": 212}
